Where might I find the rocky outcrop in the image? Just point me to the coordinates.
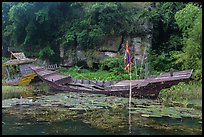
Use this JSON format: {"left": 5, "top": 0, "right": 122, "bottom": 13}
{"left": 60, "top": 19, "right": 153, "bottom": 68}
{"left": 60, "top": 34, "right": 152, "bottom": 68}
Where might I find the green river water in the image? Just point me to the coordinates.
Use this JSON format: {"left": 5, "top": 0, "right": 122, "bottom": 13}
{"left": 2, "top": 111, "right": 202, "bottom": 135}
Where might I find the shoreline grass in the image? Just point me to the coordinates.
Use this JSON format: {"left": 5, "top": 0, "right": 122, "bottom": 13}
{"left": 159, "top": 82, "right": 202, "bottom": 109}
{"left": 2, "top": 86, "right": 33, "bottom": 100}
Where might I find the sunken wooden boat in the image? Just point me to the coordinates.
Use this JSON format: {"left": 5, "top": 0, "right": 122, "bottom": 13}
{"left": 29, "top": 65, "right": 193, "bottom": 98}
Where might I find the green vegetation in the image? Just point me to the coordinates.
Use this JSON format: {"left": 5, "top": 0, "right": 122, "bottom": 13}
{"left": 159, "top": 82, "right": 202, "bottom": 109}
{"left": 58, "top": 66, "right": 125, "bottom": 81}
{"left": 2, "top": 57, "right": 9, "bottom": 63}
{"left": 2, "top": 2, "right": 148, "bottom": 63}
{"left": 57, "top": 54, "right": 143, "bottom": 81}
{"left": 24, "top": 107, "right": 78, "bottom": 122}
{"left": 2, "top": 83, "right": 50, "bottom": 100}
{"left": 146, "top": 3, "right": 202, "bottom": 82}
{"left": 147, "top": 2, "right": 186, "bottom": 72}
{"left": 174, "top": 3, "right": 202, "bottom": 81}
{"left": 2, "top": 86, "right": 33, "bottom": 99}
{"left": 82, "top": 108, "right": 127, "bottom": 132}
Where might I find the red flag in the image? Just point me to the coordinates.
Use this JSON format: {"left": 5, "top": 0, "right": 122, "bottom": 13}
{"left": 124, "top": 40, "right": 131, "bottom": 72}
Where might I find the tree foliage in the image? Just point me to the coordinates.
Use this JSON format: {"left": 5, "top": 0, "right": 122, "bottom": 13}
{"left": 174, "top": 3, "right": 202, "bottom": 81}
{"left": 145, "top": 2, "right": 186, "bottom": 72}
{"left": 2, "top": 2, "right": 147, "bottom": 63}
{"left": 146, "top": 2, "right": 202, "bottom": 82}
{"left": 144, "top": 2, "right": 186, "bottom": 52}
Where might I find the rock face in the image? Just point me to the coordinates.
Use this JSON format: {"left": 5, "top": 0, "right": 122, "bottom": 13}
{"left": 60, "top": 34, "right": 152, "bottom": 67}
{"left": 60, "top": 20, "right": 153, "bottom": 67}
{"left": 98, "top": 36, "right": 122, "bottom": 52}
{"left": 132, "top": 37, "right": 142, "bottom": 62}
{"left": 60, "top": 36, "right": 123, "bottom": 67}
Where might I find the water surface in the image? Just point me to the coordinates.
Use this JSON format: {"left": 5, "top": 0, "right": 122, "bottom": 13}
{"left": 2, "top": 89, "right": 202, "bottom": 135}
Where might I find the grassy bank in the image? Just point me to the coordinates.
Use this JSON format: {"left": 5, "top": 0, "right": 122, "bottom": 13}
{"left": 159, "top": 82, "right": 202, "bottom": 109}
{"left": 2, "top": 82, "right": 50, "bottom": 100}
{"left": 2, "top": 86, "right": 33, "bottom": 100}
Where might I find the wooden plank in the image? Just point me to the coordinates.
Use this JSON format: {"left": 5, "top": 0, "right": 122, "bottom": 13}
{"left": 37, "top": 70, "right": 56, "bottom": 76}
{"left": 67, "top": 82, "right": 104, "bottom": 90}
{"left": 44, "top": 74, "right": 69, "bottom": 82}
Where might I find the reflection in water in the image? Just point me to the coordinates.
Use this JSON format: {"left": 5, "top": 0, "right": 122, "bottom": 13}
{"left": 128, "top": 110, "right": 132, "bottom": 134}
{"left": 2, "top": 108, "right": 202, "bottom": 135}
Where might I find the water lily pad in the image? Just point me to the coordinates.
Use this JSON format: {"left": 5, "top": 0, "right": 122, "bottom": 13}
{"left": 41, "top": 104, "right": 53, "bottom": 107}
{"left": 69, "top": 107, "right": 87, "bottom": 110}
{"left": 141, "top": 114, "right": 162, "bottom": 118}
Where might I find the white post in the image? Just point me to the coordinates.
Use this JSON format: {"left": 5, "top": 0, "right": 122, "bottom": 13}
{"left": 129, "top": 66, "right": 132, "bottom": 108}
{"left": 128, "top": 66, "right": 132, "bottom": 134}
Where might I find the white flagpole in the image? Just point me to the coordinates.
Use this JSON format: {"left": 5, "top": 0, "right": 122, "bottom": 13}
{"left": 129, "top": 66, "right": 132, "bottom": 108}
{"left": 125, "top": 39, "right": 132, "bottom": 134}
{"left": 128, "top": 64, "right": 132, "bottom": 134}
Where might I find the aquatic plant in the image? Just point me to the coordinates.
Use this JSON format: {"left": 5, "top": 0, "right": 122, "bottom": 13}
{"left": 29, "top": 82, "right": 50, "bottom": 96}
{"left": 3, "top": 107, "right": 78, "bottom": 122}
{"left": 2, "top": 86, "right": 33, "bottom": 100}
{"left": 159, "top": 82, "right": 202, "bottom": 109}
{"left": 129, "top": 105, "right": 201, "bottom": 120}
{"left": 82, "top": 108, "right": 128, "bottom": 132}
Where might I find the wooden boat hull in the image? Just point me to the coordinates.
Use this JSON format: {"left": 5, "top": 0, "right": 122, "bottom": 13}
{"left": 29, "top": 65, "right": 193, "bottom": 98}
{"left": 3, "top": 72, "right": 38, "bottom": 86}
